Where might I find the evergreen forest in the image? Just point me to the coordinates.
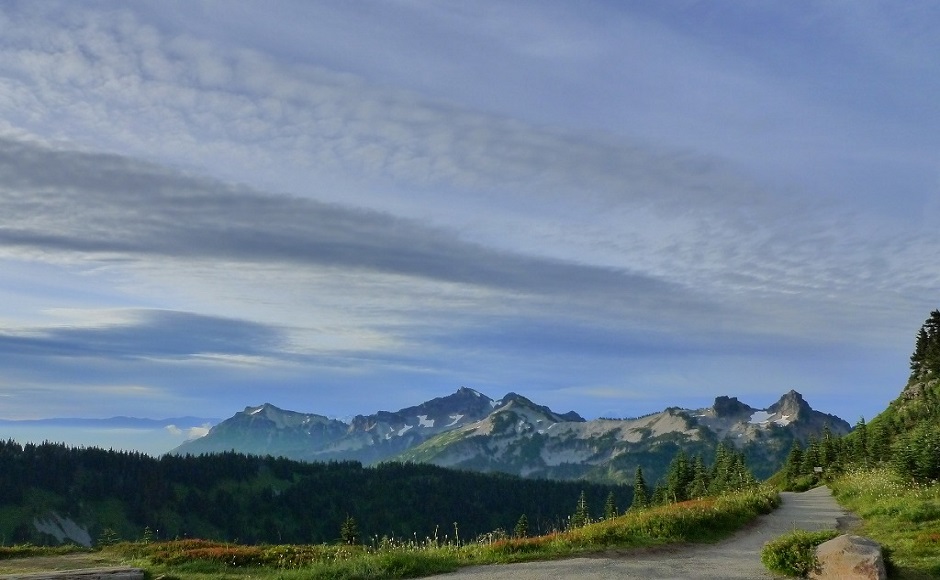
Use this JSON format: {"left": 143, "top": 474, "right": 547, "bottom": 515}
{"left": 0, "top": 444, "right": 626, "bottom": 546}
{"left": 777, "top": 309, "right": 940, "bottom": 489}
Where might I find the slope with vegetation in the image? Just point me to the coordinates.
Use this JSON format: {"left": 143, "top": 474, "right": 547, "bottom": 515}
{"left": 0, "top": 419, "right": 778, "bottom": 578}
{"left": 0, "top": 443, "right": 624, "bottom": 547}
{"left": 2, "top": 445, "right": 775, "bottom": 579}
{"left": 765, "top": 310, "right": 940, "bottom": 578}
{"left": 176, "top": 388, "right": 849, "bottom": 486}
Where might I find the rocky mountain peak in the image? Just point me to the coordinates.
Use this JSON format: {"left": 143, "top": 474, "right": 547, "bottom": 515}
{"left": 495, "top": 392, "right": 584, "bottom": 422}
{"left": 768, "top": 390, "right": 811, "bottom": 418}
{"left": 712, "top": 395, "right": 754, "bottom": 418}
{"left": 405, "top": 387, "right": 495, "bottom": 418}
{"left": 174, "top": 387, "right": 849, "bottom": 484}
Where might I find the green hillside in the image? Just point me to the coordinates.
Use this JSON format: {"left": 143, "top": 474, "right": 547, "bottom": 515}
{"left": 0, "top": 442, "right": 627, "bottom": 547}
{"left": 766, "top": 310, "right": 940, "bottom": 578}
{"left": 846, "top": 309, "right": 940, "bottom": 482}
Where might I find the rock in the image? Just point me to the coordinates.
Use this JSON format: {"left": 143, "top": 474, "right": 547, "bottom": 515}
{"left": 810, "top": 534, "right": 887, "bottom": 580}
{"left": 0, "top": 568, "right": 144, "bottom": 579}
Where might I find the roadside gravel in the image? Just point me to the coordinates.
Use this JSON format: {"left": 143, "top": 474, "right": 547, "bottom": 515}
{"left": 429, "top": 486, "right": 853, "bottom": 579}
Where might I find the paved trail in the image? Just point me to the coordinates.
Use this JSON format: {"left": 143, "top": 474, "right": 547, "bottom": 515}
{"left": 430, "top": 486, "right": 854, "bottom": 580}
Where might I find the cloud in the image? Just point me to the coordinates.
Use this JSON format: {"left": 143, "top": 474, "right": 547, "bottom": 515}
{"left": 0, "top": 2, "right": 774, "bottom": 215}
{"left": 0, "top": 135, "right": 702, "bottom": 315}
{"left": 5, "top": 0, "right": 927, "bottom": 315}
{"left": 0, "top": 1, "right": 934, "bottom": 429}
{"left": 165, "top": 423, "right": 210, "bottom": 440}
{"left": 0, "top": 309, "right": 284, "bottom": 360}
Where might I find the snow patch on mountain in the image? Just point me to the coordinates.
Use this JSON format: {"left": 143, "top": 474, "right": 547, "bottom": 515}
{"left": 749, "top": 411, "right": 773, "bottom": 424}
{"left": 417, "top": 415, "right": 434, "bottom": 428}
{"left": 33, "top": 513, "right": 92, "bottom": 547}
{"left": 540, "top": 446, "right": 589, "bottom": 466}
{"left": 750, "top": 410, "right": 793, "bottom": 427}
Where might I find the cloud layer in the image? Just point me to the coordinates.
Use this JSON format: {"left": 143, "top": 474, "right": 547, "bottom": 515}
{"left": 0, "top": 2, "right": 937, "bottom": 439}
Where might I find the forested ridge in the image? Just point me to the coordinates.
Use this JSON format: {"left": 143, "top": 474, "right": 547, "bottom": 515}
{"left": 775, "top": 309, "right": 940, "bottom": 489}
{"left": 0, "top": 442, "right": 627, "bottom": 546}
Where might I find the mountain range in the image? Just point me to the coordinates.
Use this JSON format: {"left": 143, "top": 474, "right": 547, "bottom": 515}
{"left": 172, "top": 387, "right": 850, "bottom": 483}
{"left": 0, "top": 416, "right": 217, "bottom": 430}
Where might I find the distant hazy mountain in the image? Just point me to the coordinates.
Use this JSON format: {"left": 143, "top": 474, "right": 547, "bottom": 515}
{"left": 0, "top": 416, "right": 217, "bottom": 429}
{"left": 397, "top": 389, "right": 849, "bottom": 482}
{"left": 172, "top": 387, "right": 568, "bottom": 462}
{"left": 171, "top": 387, "right": 848, "bottom": 483}
{"left": 0, "top": 415, "right": 220, "bottom": 456}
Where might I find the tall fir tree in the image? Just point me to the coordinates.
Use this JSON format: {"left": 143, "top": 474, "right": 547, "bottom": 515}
{"left": 910, "top": 310, "right": 940, "bottom": 380}
{"left": 340, "top": 515, "right": 360, "bottom": 545}
{"left": 851, "top": 417, "right": 868, "bottom": 466}
{"left": 665, "top": 449, "right": 693, "bottom": 503}
{"left": 819, "top": 424, "right": 836, "bottom": 467}
{"left": 651, "top": 481, "right": 668, "bottom": 506}
{"left": 631, "top": 467, "right": 648, "bottom": 510}
{"left": 800, "top": 435, "right": 820, "bottom": 476}
{"left": 688, "top": 455, "right": 710, "bottom": 499}
{"left": 571, "top": 490, "right": 590, "bottom": 528}
{"left": 708, "top": 443, "right": 733, "bottom": 495}
{"left": 784, "top": 440, "right": 804, "bottom": 484}
{"left": 603, "top": 491, "right": 618, "bottom": 519}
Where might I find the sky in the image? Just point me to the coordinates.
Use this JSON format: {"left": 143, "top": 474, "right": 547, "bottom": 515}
{"left": 0, "top": 1, "right": 938, "bottom": 453}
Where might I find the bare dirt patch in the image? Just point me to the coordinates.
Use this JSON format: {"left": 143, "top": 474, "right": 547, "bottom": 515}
{"left": 0, "top": 553, "right": 123, "bottom": 576}
{"left": 430, "top": 486, "right": 852, "bottom": 579}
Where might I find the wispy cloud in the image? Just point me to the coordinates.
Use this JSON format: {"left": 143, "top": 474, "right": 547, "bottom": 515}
{"left": 0, "top": 1, "right": 936, "bottom": 429}
{"left": 0, "top": 308, "right": 284, "bottom": 360}
{"left": 0, "top": 136, "right": 701, "bottom": 312}
{"left": 165, "top": 423, "right": 211, "bottom": 440}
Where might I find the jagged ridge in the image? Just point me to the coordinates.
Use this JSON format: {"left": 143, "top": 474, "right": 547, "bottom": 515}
{"left": 172, "top": 388, "right": 849, "bottom": 483}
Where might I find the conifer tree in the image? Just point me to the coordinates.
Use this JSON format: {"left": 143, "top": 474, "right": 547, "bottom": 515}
{"left": 820, "top": 424, "right": 836, "bottom": 467}
{"left": 895, "top": 423, "right": 940, "bottom": 482}
{"left": 917, "top": 424, "right": 940, "bottom": 481}
{"left": 784, "top": 441, "right": 803, "bottom": 484}
{"left": 340, "top": 515, "right": 360, "bottom": 545}
{"left": 911, "top": 327, "right": 930, "bottom": 379}
{"left": 709, "top": 443, "right": 733, "bottom": 494}
{"left": 514, "top": 514, "right": 528, "bottom": 538}
{"left": 851, "top": 417, "right": 868, "bottom": 466}
{"left": 800, "top": 435, "right": 820, "bottom": 477}
{"left": 688, "top": 455, "right": 709, "bottom": 498}
{"left": 571, "top": 490, "right": 590, "bottom": 528}
{"left": 651, "top": 481, "right": 668, "bottom": 506}
{"left": 631, "top": 467, "right": 648, "bottom": 510}
{"left": 868, "top": 422, "right": 889, "bottom": 464}
{"left": 665, "top": 449, "right": 692, "bottom": 502}
{"left": 910, "top": 310, "right": 940, "bottom": 380}
{"left": 728, "top": 452, "right": 756, "bottom": 489}
{"left": 603, "top": 491, "right": 617, "bottom": 519}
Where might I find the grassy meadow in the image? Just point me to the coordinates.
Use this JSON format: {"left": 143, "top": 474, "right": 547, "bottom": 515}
{"left": 828, "top": 468, "right": 940, "bottom": 579}
{"left": 2, "top": 485, "right": 777, "bottom": 579}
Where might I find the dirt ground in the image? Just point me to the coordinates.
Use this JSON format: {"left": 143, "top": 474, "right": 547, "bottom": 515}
{"left": 0, "top": 553, "right": 123, "bottom": 576}
{"left": 0, "top": 486, "right": 853, "bottom": 580}
{"left": 429, "top": 486, "right": 852, "bottom": 579}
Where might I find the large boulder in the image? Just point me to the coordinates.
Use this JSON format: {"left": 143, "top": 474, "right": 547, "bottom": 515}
{"left": 810, "top": 534, "right": 886, "bottom": 580}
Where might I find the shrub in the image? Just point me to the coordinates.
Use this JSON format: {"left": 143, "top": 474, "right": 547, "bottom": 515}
{"left": 786, "top": 475, "right": 817, "bottom": 492}
{"left": 0, "top": 544, "right": 90, "bottom": 560}
{"left": 761, "top": 529, "right": 840, "bottom": 577}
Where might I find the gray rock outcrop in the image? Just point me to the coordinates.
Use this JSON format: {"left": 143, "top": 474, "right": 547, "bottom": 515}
{"left": 810, "top": 534, "right": 886, "bottom": 580}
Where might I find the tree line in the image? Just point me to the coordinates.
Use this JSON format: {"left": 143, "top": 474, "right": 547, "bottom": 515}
{"left": 779, "top": 310, "right": 940, "bottom": 488}
{"left": 0, "top": 441, "right": 628, "bottom": 546}
{"left": 564, "top": 442, "right": 759, "bottom": 530}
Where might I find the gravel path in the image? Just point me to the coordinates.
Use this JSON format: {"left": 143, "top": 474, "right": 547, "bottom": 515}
{"left": 430, "top": 486, "right": 853, "bottom": 579}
